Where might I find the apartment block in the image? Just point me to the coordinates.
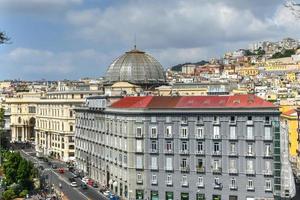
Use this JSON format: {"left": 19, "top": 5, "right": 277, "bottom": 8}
{"left": 75, "top": 95, "right": 281, "bottom": 200}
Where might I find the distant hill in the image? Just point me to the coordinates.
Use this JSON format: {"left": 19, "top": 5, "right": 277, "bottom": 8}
{"left": 170, "top": 60, "right": 209, "bottom": 72}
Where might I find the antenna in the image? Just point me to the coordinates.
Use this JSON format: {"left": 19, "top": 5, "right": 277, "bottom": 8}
{"left": 134, "top": 33, "right": 137, "bottom": 49}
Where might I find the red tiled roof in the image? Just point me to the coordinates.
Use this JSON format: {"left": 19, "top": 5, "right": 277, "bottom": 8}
{"left": 110, "top": 94, "right": 276, "bottom": 109}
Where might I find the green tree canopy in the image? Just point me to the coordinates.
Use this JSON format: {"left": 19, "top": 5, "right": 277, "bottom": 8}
{"left": 0, "top": 32, "right": 9, "bottom": 44}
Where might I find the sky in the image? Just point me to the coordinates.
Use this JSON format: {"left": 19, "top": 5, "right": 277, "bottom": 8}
{"left": 0, "top": 0, "right": 299, "bottom": 80}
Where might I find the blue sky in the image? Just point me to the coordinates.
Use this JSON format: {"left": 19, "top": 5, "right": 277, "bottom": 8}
{"left": 0, "top": 0, "right": 299, "bottom": 80}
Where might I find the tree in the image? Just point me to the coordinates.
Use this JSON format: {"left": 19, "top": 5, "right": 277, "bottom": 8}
{"left": 0, "top": 108, "right": 10, "bottom": 150}
{"left": 2, "top": 188, "right": 16, "bottom": 200}
{"left": 0, "top": 32, "right": 9, "bottom": 44}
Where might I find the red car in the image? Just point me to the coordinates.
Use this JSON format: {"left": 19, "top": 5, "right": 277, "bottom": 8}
{"left": 87, "top": 179, "right": 94, "bottom": 186}
{"left": 58, "top": 168, "right": 65, "bottom": 174}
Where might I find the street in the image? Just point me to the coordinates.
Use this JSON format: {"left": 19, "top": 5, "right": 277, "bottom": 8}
{"left": 18, "top": 147, "right": 108, "bottom": 200}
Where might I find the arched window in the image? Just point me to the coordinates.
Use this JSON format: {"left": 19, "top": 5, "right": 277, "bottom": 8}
{"left": 18, "top": 117, "right": 22, "bottom": 124}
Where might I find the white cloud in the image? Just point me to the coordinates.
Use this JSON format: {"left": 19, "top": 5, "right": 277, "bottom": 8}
{"left": 0, "top": 0, "right": 82, "bottom": 14}
{"left": 0, "top": 48, "right": 112, "bottom": 80}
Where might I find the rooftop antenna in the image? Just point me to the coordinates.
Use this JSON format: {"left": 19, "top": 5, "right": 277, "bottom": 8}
{"left": 134, "top": 33, "right": 137, "bottom": 49}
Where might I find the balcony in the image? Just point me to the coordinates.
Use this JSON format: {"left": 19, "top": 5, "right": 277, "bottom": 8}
{"left": 246, "top": 135, "right": 255, "bottom": 141}
{"left": 197, "top": 182, "right": 204, "bottom": 188}
{"left": 264, "top": 153, "right": 273, "bottom": 158}
{"left": 212, "top": 151, "right": 221, "bottom": 156}
{"left": 212, "top": 134, "right": 221, "bottom": 140}
{"left": 137, "top": 179, "right": 143, "bottom": 184}
{"left": 263, "top": 136, "right": 273, "bottom": 141}
{"left": 214, "top": 183, "right": 222, "bottom": 190}
{"left": 263, "top": 170, "right": 273, "bottom": 176}
{"left": 265, "top": 187, "right": 272, "bottom": 192}
{"left": 246, "top": 152, "right": 255, "bottom": 157}
{"left": 165, "top": 180, "right": 173, "bottom": 186}
{"left": 165, "top": 133, "right": 172, "bottom": 139}
{"left": 179, "top": 134, "right": 189, "bottom": 139}
{"left": 136, "top": 133, "right": 143, "bottom": 138}
{"left": 180, "top": 166, "right": 190, "bottom": 173}
{"left": 247, "top": 186, "right": 255, "bottom": 191}
{"left": 212, "top": 167, "right": 222, "bottom": 174}
{"left": 229, "top": 152, "right": 238, "bottom": 157}
{"left": 149, "top": 149, "right": 158, "bottom": 154}
{"left": 229, "top": 134, "right": 238, "bottom": 141}
{"left": 230, "top": 185, "right": 238, "bottom": 190}
{"left": 151, "top": 180, "right": 158, "bottom": 185}
{"left": 150, "top": 133, "right": 158, "bottom": 139}
{"left": 195, "top": 150, "right": 205, "bottom": 155}
{"left": 196, "top": 166, "right": 205, "bottom": 173}
{"left": 181, "top": 181, "right": 189, "bottom": 187}
{"left": 195, "top": 133, "right": 205, "bottom": 140}
{"left": 164, "top": 149, "right": 173, "bottom": 154}
{"left": 228, "top": 168, "right": 238, "bottom": 175}
{"left": 179, "top": 150, "right": 189, "bottom": 155}
{"left": 247, "top": 120, "right": 253, "bottom": 125}
{"left": 246, "top": 169, "right": 255, "bottom": 175}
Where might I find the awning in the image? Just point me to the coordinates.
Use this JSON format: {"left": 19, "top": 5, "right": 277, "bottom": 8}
{"left": 108, "top": 179, "right": 113, "bottom": 185}
{"left": 113, "top": 181, "right": 118, "bottom": 187}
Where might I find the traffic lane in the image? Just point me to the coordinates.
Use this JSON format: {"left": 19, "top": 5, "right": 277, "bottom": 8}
{"left": 49, "top": 170, "right": 89, "bottom": 200}
{"left": 60, "top": 170, "right": 108, "bottom": 200}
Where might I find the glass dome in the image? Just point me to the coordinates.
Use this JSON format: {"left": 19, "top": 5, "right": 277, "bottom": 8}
{"left": 105, "top": 48, "right": 165, "bottom": 85}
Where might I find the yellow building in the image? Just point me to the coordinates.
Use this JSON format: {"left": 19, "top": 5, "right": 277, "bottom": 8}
{"left": 286, "top": 72, "right": 296, "bottom": 81}
{"left": 237, "top": 67, "right": 259, "bottom": 76}
{"left": 281, "top": 109, "right": 298, "bottom": 161}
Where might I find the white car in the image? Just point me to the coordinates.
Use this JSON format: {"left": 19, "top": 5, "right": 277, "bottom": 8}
{"left": 70, "top": 181, "right": 78, "bottom": 187}
{"left": 82, "top": 177, "right": 89, "bottom": 184}
{"left": 102, "top": 191, "right": 111, "bottom": 197}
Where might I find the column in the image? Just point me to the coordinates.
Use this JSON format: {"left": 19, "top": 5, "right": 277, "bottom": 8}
{"left": 21, "top": 127, "right": 25, "bottom": 141}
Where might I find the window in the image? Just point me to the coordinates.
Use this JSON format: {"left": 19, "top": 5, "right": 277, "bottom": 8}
{"left": 213, "top": 126, "right": 220, "bottom": 139}
{"left": 197, "top": 176, "right": 204, "bottom": 187}
{"left": 181, "top": 127, "right": 188, "bottom": 138}
{"left": 166, "top": 157, "right": 173, "bottom": 171}
{"left": 247, "top": 179, "right": 254, "bottom": 190}
{"left": 136, "top": 127, "right": 142, "bottom": 137}
{"left": 151, "top": 157, "right": 158, "bottom": 170}
{"left": 166, "top": 126, "right": 172, "bottom": 138}
{"left": 214, "top": 177, "right": 221, "bottom": 188}
{"left": 151, "top": 174, "right": 157, "bottom": 185}
{"left": 248, "top": 116, "right": 252, "bottom": 121}
{"left": 230, "top": 143, "right": 236, "bottom": 155}
{"left": 137, "top": 173, "right": 142, "bottom": 183}
{"left": 247, "top": 143, "right": 254, "bottom": 155}
{"left": 196, "top": 159, "right": 204, "bottom": 172}
{"left": 265, "top": 144, "right": 271, "bottom": 156}
{"left": 265, "top": 116, "right": 270, "bottom": 124}
{"left": 166, "top": 174, "right": 172, "bottom": 185}
{"left": 213, "top": 116, "right": 219, "bottom": 124}
{"left": 265, "top": 179, "right": 272, "bottom": 191}
{"left": 181, "top": 141, "right": 188, "bottom": 153}
{"left": 70, "top": 125, "right": 73, "bottom": 132}
{"left": 181, "top": 175, "right": 188, "bottom": 186}
{"left": 264, "top": 161, "right": 272, "bottom": 174}
{"left": 165, "top": 141, "right": 173, "bottom": 153}
{"left": 264, "top": 127, "right": 271, "bottom": 140}
{"left": 151, "top": 140, "right": 158, "bottom": 153}
{"left": 181, "top": 158, "right": 187, "bottom": 168}
{"left": 181, "top": 116, "right": 187, "bottom": 124}
{"left": 230, "top": 126, "right": 236, "bottom": 139}
{"left": 246, "top": 160, "right": 254, "bottom": 174}
{"left": 136, "top": 156, "right": 143, "bottom": 169}
{"left": 151, "top": 127, "right": 157, "bottom": 138}
{"left": 196, "top": 127, "right": 204, "bottom": 139}
{"left": 230, "top": 116, "right": 235, "bottom": 123}
{"left": 247, "top": 126, "right": 253, "bottom": 139}
{"left": 213, "top": 160, "right": 221, "bottom": 171}
{"left": 70, "top": 111, "right": 73, "bottom": 117}
{"left": 197, "top": 142, "right": 203, "bottom": 154}
{"left": 213, "top": 142, "right": 220, "bottom": 155}
{"left": 229, "top": 159, "right": 237, "bottom": 173}
{"left": 136, "top": 140, "right": 143, "bottom": 152}
{"left": 230, "top": 178, "right": 237, "bottom": 189}
{"left": 151, "top": 116, "right": 156, "bottom": 123}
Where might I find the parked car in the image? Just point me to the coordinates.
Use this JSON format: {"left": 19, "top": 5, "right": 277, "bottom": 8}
{"left": 87, "top": 179, "right": 94, "bottom": 186}
{"left": 82, "top": 177, "right": 89, "bottom": 184}
{"left": 70, "top": 181, "right": 78, "bottom": 187}
{"left": 69, "top": 177, "right": 75, "bottom": 182}
{"left": 92, "top": 182, "right": 98, "bottom": 188}
{"left": 102, "top": 191, "right": 111, "bottom": 197}
{"left": 51, "top": 164, "right": 57, "bottom": 169}
{"left": 81, "top": 183, "right": 88, "bottom": 190}
{"left": 58, "top": 168, "right": 64, "bottom": 174}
